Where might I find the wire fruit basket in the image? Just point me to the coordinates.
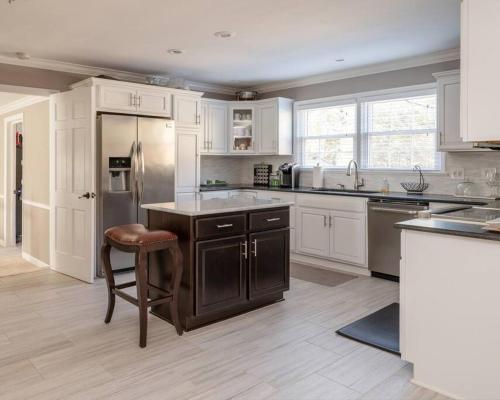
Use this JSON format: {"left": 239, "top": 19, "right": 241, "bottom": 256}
{"left": 401, "top": 165, "right": 429, "bottom": 194}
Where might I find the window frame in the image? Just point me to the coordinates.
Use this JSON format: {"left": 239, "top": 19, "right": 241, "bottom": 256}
{"left": 294, "top": 83, "right": 445, "bottom": 173}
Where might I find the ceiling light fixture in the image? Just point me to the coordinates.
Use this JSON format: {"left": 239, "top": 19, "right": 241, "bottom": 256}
{"left": 167, "top": 49, "right": 185, "bottom": 55}
{"left": 214, "top": 31, "right": 236, "bottom": 39}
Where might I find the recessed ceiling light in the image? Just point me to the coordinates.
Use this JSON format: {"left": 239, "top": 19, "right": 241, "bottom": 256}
{"left": 167, "top": 49, "right": 185, "bottom": 55}
{"left": 335, "top": 58, "right": 345, "bottom": 62}
{"left": 214, "top": 31, "right": 236, "bottom": 39}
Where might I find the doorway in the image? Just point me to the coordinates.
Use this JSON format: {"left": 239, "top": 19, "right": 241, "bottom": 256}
{"left": 14, "top": 121, "right": 23, "bottom": 244}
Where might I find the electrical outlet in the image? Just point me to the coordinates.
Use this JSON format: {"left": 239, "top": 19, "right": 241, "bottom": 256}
{"left": 481, "top": 168, "right": 497, "bottom": 179}
{"left": 449, "top": 167, "right": 465, "bottom": 180}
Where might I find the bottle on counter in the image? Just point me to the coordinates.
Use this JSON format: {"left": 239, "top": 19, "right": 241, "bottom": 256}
{"left": 380, "top": 178, "right": 390, "bottom": 194}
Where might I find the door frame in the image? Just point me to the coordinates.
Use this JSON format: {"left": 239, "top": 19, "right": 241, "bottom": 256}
{"left": 3, "top": 113, "right": 23, "bottom": 248}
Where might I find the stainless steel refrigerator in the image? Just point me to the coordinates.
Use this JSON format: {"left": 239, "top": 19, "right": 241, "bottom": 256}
{"left": 97, "top": 113, "right": 175, "bottom": 273}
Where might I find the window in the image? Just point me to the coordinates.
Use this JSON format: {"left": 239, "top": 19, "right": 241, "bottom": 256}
{"left": 297, "top": 102, "right": 356, "bottom": 168}
{"left": 361, "top": 92, "right": 439, "bottom": 170}
{"left": 297, "top": 86, "right": 441, "bottom": 171}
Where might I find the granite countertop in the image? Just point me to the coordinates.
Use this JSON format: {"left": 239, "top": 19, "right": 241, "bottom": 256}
{"left": 395, "top": 218, "right": 500, "bottom": 242}
{"left": 142, "top": 197, "right": 293, "bottom": 216}
{"left": 199, "top": 184, "right": 492, "bottom": 206}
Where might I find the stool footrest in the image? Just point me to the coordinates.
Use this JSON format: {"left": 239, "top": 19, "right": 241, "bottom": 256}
{"left": 113, "top": 289, "right": 139, "bottom": 307}
{"left": 148, "top": 283, "right": 173, "bottom": 298}
{"left": 115, "top": 281, "right": 136, "bottom": 290}
{"left": 148, "top": 296, "right": 173, "bottom": 307}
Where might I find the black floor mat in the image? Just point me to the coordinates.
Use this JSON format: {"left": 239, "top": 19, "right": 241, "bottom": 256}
{"left": 336, "top": 303, "right": 400, "bottom": 355}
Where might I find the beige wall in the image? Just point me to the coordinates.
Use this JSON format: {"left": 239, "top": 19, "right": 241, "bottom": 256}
{"left": 0, "top": 100, "right": 50, "bottom": 263}
{"left": 260, "top": 60, "right": 460, "bottom": 101}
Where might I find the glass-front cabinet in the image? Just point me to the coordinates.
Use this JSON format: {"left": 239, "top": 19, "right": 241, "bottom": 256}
{"left": 230, "top": 106, "right": 255, "bottom": 153}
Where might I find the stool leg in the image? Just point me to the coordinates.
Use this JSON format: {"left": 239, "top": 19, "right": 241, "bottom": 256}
{"left": 169, "top": 244, "right": 184, "bottom": 336}
{"left": 101, "top": 243, "right": 115, "bottom": 324}
{"left": 135, "top": 250, "right": 149, "bottom": 348}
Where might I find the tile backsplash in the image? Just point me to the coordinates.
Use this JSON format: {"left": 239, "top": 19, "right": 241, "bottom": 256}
{"left": 201, "top": 151, "right": 500, "bottom": 197}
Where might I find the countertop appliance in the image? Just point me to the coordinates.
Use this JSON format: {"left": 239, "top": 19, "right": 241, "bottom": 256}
{"left": 278, "top": 163, "right": 300, "bottom": 188}
{"left": 97, "top": 113, "right": 175, "bottom": 273}
{"left": 368, "top": 199, "right": 428, "bottom": 279}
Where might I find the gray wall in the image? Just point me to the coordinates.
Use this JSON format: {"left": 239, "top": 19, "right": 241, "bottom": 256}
{"left": 260, "top": 60, "right": 460, "bottom": 101}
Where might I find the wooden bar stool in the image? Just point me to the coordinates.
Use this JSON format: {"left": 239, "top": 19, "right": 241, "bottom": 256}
{"left": 101, "top": 223, "right": 183, "bottom": 347}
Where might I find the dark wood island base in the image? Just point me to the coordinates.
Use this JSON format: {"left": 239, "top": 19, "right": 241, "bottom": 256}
{"left": 147, "top": 206, "right": 290, "bottom": 331}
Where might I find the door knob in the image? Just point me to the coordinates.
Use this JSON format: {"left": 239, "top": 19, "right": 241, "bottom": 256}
{"left": 78, "top": 192, "right": 95, "bottom": 199}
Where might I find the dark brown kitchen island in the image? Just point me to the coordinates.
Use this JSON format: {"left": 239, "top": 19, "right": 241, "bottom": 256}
{"left": 142, "top": 197, "right": 293, "bottom": 331}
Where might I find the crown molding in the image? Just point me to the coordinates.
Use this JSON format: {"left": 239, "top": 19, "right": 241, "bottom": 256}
{"left": 0, "top": 54, "right": 238, "bottom": 96}
{"left": 251, "top": 48, "right": 460, "bottom": 94}
{"left": 0, "top": 95, "right": 47, "bottom": 115}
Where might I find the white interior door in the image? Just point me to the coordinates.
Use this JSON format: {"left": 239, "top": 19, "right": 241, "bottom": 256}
{"left": 51, "top": 86, "right": 95, "bottom": 283}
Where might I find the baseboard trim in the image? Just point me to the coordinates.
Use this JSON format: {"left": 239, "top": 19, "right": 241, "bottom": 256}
{"left": 22, "top": 252, "right": 49, "bottom": 268}
{"left": 410, "top": 378, "right": 463, "bottom": 400}
{"left": 291, "top": 253, "right": 370, "bottom": 276}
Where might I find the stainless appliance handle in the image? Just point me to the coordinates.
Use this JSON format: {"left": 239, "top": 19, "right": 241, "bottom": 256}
{"left": 130, "top": 141, "right": 137, "bottom": 203}
{"left": 137, "top": 141, "right": 145, "bottom": 205}
{"left": 370, "top": 207, "right": 418, "bottom": 215}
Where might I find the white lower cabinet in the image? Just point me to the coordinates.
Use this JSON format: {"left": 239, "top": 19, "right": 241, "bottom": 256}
{"left": 330, "top": 211, "right": 366, "bottom": 265}
{"left": 297, "top": 207, "right": 331, "bottom": 257}
{"left": 175, "top": 127, "right": 200, "bottom": 192}
{"left": 296, "top": 198, "right": 367, "bottom": 267}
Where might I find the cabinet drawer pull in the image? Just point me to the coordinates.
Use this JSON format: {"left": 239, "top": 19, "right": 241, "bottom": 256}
{"left": 216, "top": 223, "right": 233, "bottom": 228}
{"left": 266, "top": 217, "right": 281, "bottom": 222}
{"left": 251, "top": 239, "right": 257, "bottom": 257}
{"left": 241, "top": 241, "right": 248, "bottom": 259}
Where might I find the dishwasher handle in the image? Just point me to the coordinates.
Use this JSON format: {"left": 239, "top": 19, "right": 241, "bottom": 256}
{"left": 370, "top": 206, "right": 419, "bottom": 215}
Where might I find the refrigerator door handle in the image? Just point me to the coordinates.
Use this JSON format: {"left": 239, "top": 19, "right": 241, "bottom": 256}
{"left": 138, "top": 141, "right": 145, "bottom": 205}
{"left": 130, "top": 141, "right": 138, "bottom": 203}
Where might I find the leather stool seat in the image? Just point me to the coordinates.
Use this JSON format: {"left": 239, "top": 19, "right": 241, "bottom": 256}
{"left": 105, "top": 224, "right": 177, "bottom": 247}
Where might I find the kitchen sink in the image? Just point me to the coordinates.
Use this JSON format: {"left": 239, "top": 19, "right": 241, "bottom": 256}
{"left": 312, "top": 188, "right": 379, "bottom": 194}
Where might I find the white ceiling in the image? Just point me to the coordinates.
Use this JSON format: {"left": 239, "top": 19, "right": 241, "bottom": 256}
{"left": 0, "top": 92, "right": 27, "bottom": 108}
{"left": 0, "top": 0, "right": 460, "bottom": 88}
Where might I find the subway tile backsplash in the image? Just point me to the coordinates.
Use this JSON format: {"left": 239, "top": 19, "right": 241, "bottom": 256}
{"left": 200, "top": 152, "right": 500, "bottom": 196}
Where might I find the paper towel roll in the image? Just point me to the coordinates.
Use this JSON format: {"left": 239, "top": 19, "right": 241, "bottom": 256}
{"left": 312, "top": 163, "right": 324, "bottom": 189}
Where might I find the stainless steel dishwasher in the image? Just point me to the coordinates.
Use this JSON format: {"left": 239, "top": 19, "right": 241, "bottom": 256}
{"left": 368, "top": 200, "right": 428, "bottom": 279}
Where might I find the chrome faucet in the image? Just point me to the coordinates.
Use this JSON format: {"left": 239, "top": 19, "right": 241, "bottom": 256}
{"left": 346, "top": 160, "right": 365, "bottom": 190}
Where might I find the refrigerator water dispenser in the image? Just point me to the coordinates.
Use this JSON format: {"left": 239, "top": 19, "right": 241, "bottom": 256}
{"left": 108, "top": 157, "right": 131, "bottom": 192}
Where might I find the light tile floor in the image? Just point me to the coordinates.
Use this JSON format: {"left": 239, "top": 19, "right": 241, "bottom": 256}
{"left": 0, "top": 264, "right": 449, "bottom": 399}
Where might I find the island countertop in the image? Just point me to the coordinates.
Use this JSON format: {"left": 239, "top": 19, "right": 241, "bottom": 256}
{"left": 141, "top": 197, "right": 294, "bottom": 216}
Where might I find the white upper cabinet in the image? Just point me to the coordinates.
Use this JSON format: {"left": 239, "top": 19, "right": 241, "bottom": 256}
{"left": 136, "top": 88, "right": 172, "bottom": 117}
{"left": 199, "top": 97, "right": 293, "bottom": 156}
{"left": 434, "top": 70, "right": 474, "bottom": 151}
{"left": 461, "top": 0, "right": 500, "bottom": 141}
{"left": 200, "top": 99, "right": 228, "bottom": 154}
{"left": 173, "top": 94, "right": 201, "bottom": 128}
{"left": 257, "top": 98, "right": 293, "bottom": 155}
{"left": 97, "top": 84, "right": 137, "bottom": 113}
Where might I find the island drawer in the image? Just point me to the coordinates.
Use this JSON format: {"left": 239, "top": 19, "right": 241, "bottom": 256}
{"left": 195, "top": 214, "right": 246, "bottom": 239}
{"left": 249, "top": 208, "right": 289, "bottom": 231}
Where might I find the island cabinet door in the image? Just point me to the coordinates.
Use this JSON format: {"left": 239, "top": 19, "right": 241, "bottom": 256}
{"left": 248, "top": 229, "right": 290, "bottom": 300}
{"left": 196, "top": 235, "right": 248, "bottom": 315}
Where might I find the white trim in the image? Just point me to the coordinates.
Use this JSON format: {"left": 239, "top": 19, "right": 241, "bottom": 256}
{"left": 410, "top": 379, "right": 462, "bottom": 400}
{"left": 0, "top": 96, "right": 48, "bottom": 116}
{"left": 0, "top": 54, "right": 238, "bottom": 96}
{"left": 253, "top": 48, "right": 460, "bottom": 93}
{"left": 432, "top": 69, "right": 460, "bottom": 79}
{"left": 22, "top": 199, "right": 50, "bottom": 210}
{"left": 291, "top": 253, "right": 370, "bottom": 277}
{"left": 0, "top": 84, "right": 57, "bottom": 97}
{"left": 0, "top": 239, "right": 4, "bottom": 247}
{"left": 21, "top": 251, "right": 49, "bottom": 268}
